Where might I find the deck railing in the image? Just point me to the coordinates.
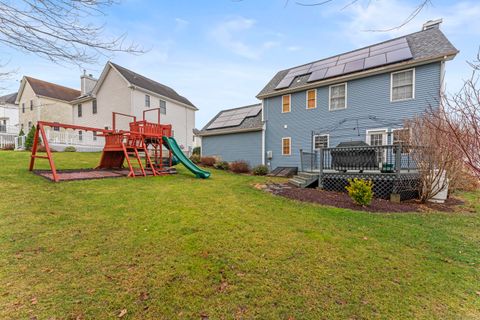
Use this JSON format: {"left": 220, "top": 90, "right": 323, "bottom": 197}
{"left": 300, "top": 144, "right": 419, "bottom": 173}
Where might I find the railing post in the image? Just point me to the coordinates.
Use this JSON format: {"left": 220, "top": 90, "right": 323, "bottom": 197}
{"left": 318, "top": 148, "right": 324, "bottom": 188}
{"left": 299, "top": 148, "right": 303, "bottom": 172}
{"left": 395, "top": 143, "right": 402, "bottom": 176}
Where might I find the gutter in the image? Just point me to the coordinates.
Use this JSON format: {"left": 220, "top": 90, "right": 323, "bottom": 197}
{"left": 197, "top": 127, "right": 262, "bottom": 137}
{"left": 256, "top": 53, "right": 458, "bottom": 99}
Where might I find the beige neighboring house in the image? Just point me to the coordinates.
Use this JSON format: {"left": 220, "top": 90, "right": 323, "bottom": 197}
{"left": 71, "top": 62, "right": 198, "bottom": 153}
{"left": 16, "top": 76, "right": 80, "bottom": 133}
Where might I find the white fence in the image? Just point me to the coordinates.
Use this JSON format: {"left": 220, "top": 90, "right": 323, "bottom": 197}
{"left": 0, "top": 134, "right": 16, "bottom": 149}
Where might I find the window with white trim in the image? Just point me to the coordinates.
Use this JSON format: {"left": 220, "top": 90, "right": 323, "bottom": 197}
{"left": 282, "top": 137, "right": 291, "bottom": 156}
{"left": 159, "top": 99, "right": 166, "bottom": 114}
{"left": 145, "top": 95, "right": 150, "bottom": 108}
{"left": 92, "top": 99, "right": 97, "bottom": 114}
{"left": 329, "top": 83, "right": 346, "bottom": 110}
{"left": 93, "top": 131, "right": 97, "bottom": 141}
{"left": 282, "top": 95, "right": 291, "bottom": 113}
{"left": 391, "top": 69, "right": 414, "bottom": 101}
{"left": 306, "top": 89, "right": 316, "bottom": 109}
{"left": 78, "top": 130, "right": 83, "bottom": 141}
{"left": 313, "top": 134, "right": 329, "bottom": 149}
{"left": 77, "top": 104, "right": 82, "bottom": 117}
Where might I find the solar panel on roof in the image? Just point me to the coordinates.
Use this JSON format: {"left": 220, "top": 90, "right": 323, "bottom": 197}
{"left": 206, "top": 105, "right": 261, "bottom": 130}
{"left": 386, "top": 47, "right": 413, "bottom": 63}
{"left": 344, "top": 59, "right": 365, "bottom": 74}
{"left": 364, "top": 54, "right": 387, "bottom": 69}
{"left": 307, "top": 68, "right": 328, "bottom": 82}
{"left": 325, "top": 64, "right": 345, "bottom": 78}
{"left": 276, "top": 36, "right": 413, "bottom": 89}
{"left": 275, "top": 76, "right": 295, "bottom": 89}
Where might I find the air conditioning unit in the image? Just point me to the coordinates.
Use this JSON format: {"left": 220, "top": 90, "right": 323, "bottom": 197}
{"left": 267, "top": 150, "right": 273, "bottom": 159}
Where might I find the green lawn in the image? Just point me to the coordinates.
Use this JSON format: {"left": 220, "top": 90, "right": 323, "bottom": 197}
{"left": 0, "top": 151, "right": 479, "bottom": 319}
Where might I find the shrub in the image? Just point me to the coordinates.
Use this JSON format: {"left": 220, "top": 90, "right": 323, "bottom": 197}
{"left": 1, "top": 143, "right": 15, "bottom": 150}
{"left": 230, "top": 160, "right": 250, "bottom": 174}
{"left": 64, "top": 146, "right": 76, "bottom": 152}
{"left": 18, "top": 129, "right": 25, "bottom": 136}
{"left": 190, "top": 154, "right": 201, "bottom": 164}
{"left": 37, "top": 145, "right": 57, "bottom": 153}
{"left": 192, "top": 146, "right": 201, "bottom": 155}
{"left": 252, "top": 165, "right": 268, "bottom": 176}
{"left": 214, "top": 161, "right": 229, "bottom": 170}
{"left": 201, "top": 156, "right": 216, "bottom": 167}
{"left": 345, "top": 178, "right": 374, "bottom": 206}
{"left": 25, "top": 125, "right": 37, "bottom": 150}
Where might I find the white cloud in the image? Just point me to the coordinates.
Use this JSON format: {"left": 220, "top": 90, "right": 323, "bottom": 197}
{"left": 340, "top": 0, "right": 480, "bottom": 47}
{"left": 287, "top": 46, "right": 302, "bottom": 52}
{"left": 175, "top": 18, "right": 189, "bottom": 31}
{"left": 210, "top": 17, "right": 281, "bottom": 60}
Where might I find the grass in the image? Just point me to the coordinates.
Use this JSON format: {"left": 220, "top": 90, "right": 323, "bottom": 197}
{"left": 0, "top": 150, "right": 479, "bottom": 319}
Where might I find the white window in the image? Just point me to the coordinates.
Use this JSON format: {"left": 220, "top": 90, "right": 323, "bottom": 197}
{"left": 77, "top": 104, "right": 82, "bottom": 117}
{"left": 93, "top": 131, "right": 97, "bottom": 141}
{"left": 28, "top": 121, "right": 32, "bottom": 129}
{"left": 282, "top": 137, "right": 291, "bottom": 156}
{"left": 366, "top": 129, "right": 387, "bottom": 146}
{"left": 159, "top": 99, "right": 166, "bottom": 114}
{"left": 313, "top": 134, "right": 329, "bottom": 149}
{"left": 329, "top": 83, "right": 347, "bottom": 111}
{"left": 145, "top": 95, "right": 150, "bottom": 108}
{"left": 78, "top": 130, "right": 83, "bottom": 141}
{"left": 391, "top": 69, "right": 415, "bottom": 101}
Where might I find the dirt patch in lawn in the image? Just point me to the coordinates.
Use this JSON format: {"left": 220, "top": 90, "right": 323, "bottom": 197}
{"left": 258, "top": 183, "right": 464, "bottom": 213}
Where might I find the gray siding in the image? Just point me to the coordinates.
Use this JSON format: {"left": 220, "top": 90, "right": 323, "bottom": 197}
{"left": 264, "top": 62, "right": 441, "bottom": 169}
{"left": 202, "top": 131, "right": 262, "bottom": 166}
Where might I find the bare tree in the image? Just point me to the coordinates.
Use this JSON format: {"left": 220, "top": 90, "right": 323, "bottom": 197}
{"left": 405, "top": 114, "right": 462, "bottom": 202}
{"left": 427, "top": 72, "right": 480, "bottom": 179}
{"left": 0, "top": 0, "right": 143, "bottom": 67}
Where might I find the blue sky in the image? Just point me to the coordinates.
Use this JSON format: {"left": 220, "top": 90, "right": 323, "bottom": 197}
{"left": 1, "top": 0, "right": 479, "bottom": 127}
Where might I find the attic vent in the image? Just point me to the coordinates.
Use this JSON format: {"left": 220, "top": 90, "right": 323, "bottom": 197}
{"left": 422, "top": 19, "right": 442, "bottom": 31}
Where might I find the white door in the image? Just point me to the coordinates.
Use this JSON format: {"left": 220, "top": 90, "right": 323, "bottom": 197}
{"left": 367, "top": 129, "right": 387, "bottom": 167}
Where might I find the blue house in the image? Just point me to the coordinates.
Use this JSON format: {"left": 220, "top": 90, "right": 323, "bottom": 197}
{"left": 257, "top": 20, "right": 457, "bottom": 172}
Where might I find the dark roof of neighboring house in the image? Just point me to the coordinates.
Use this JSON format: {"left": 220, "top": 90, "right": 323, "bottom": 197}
{"left": 0, "top": 92, "right": 18, "bottom": 105}
{"left": 110, "top": 62, "right": 197, "bottom": 110}
{"left": 257, "top": 27, "right": 458, "bottom": 98}
{"left": 25, "top": 76, "right": 80, "bottom": 102}
{"left": 199, "top": 103, "right": 262, "bottom": 136}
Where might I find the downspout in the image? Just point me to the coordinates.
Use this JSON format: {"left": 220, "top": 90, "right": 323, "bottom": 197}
{"left": 261, "top": 99, "right": 265, "bottom": 165}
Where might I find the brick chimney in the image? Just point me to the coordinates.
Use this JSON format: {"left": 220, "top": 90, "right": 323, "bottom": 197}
{"left": 80, "top": 70, "right": 97, "bottom": 95}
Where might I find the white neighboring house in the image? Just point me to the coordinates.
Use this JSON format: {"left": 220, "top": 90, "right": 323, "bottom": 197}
{"left": 0, "top": 93, "right": 19, "bottom": 148}
{"left": 71, "top": 62, "right": 198, "bottom": 153}
{"left": 192, "top": 128, "right": 202, "bottom": 148}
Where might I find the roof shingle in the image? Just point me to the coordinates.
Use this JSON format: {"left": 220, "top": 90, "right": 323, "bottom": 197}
{"left": 25, "top": 77, "right": 80, "bottom": 102}
{"left": 199, "top": 103, "right": 262, "bottom": 136}
{"left": 257, "top": 27, "right": 458, "bottom": 98}
{"left": 110, "top": 62, "right": 197, "bottom": 109}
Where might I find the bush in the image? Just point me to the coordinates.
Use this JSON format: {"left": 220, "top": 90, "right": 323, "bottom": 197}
{"left": 64, "top": 146, "right": 76, "bottom": 152}
{"left": 201, "top": 156, "right": 216, "bottom": 167}
{"left": 345, "top": 178, "right": 374, "bottom": 206}
{"left": 192, "top": 146, "right": 201, "bottom": 155}
{"left": 214, "top": 161, "right": 229, "bottom": 170}
{"left": 252, "top": 165, "right": 268, "bottom": 176}
{"left": 1, "top": 143, "right": 15, "bottom": 150}
{"left": 37, "top": 145, "right": 57, "bottom": 153}
{"left": 190, "top": 154, "right": 201, "bottom": 164}
{"left": 230, "top": 160, "right": 250, "bottom": 174}
{"left": 25, "top": 125, "right": 37, "bottom": 150}
{"left": 18, "top": 129, "right": 25, "bottom": 136}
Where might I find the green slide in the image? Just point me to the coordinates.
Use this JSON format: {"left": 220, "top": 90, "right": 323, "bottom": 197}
{"left": 162, "top": 136, "right": 211, "bottom": 179}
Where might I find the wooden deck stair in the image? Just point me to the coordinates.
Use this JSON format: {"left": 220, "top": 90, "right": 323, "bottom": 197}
{"left": 289, "top": 172, "right": 319, "bottom": 188}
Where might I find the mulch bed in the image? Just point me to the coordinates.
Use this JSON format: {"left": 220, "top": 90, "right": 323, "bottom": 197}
{"left": 260, "top": 183, "right": 464, "bottom": 213}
